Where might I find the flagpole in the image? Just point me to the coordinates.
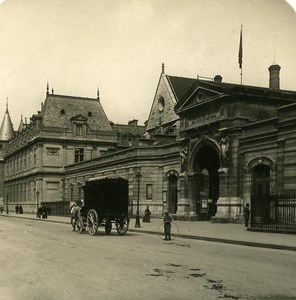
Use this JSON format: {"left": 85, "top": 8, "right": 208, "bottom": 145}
{"left": 241, "top": 65, "right": 243, "bottom": 85}
{"left": 238, "top": 25, "right": 243, "bottom": 85}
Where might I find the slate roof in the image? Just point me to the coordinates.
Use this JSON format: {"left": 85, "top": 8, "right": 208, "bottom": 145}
{"left": 41, "top": 94, "right": 113, "bottom": 131}
{"left": 112, "top": 123, "right": 146, "bottom": 137}
{"left": 166, "top": 75, "right": 197, "bottom": 102}
{"left": 0, "top": 106, "right": 14, "bottom": 141}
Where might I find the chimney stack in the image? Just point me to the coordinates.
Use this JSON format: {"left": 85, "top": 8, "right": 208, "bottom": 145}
{"left": 214, "top": 75, "right": 222, "bottom": 84}
{"left": 268, "top": 64, "right": 281, "bottom": 90}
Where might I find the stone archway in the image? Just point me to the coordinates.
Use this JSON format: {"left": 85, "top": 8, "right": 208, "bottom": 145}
{"left": 188, "top": 140, "right": 220, "bottom": 220}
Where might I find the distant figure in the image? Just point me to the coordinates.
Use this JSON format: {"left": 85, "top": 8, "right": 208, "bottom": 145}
{"left": 37, "top": 206, "right": 42, "bottom": 219}
{"left": 163, "top": 212, "right": 172, "bottom": 240}
{"left": 19, "top": 205, "right": 23, "bottom": 214}
{"left": 0, "top": 204, "right": 3, "bottom": 214}
{"left": 143, "top": 206, "right": 151, "bottom": 223}
{"left": 15, "top": 204, "right": 19, "bottom": 215}
{"left": 243, "top": 203, "right": 250, "bottom": 227}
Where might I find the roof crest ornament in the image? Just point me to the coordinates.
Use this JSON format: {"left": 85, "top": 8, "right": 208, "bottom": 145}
{"left": 161, "top": 63, "right": 165, "bottom": 74}
{"left": 97, "top": 85, "right": 100, "bottom": 101}
{"left": 46, "top": 81, "right": 49, "bottom": 95}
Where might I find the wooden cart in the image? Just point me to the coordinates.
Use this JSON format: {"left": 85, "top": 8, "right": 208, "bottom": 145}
{"left": 74, "top": 177, "right": 129, "bottom": 236}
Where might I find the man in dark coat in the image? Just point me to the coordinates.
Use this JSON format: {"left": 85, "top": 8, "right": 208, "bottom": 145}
{"left": 243, "top": 203, "right": 250, "bottom": 227}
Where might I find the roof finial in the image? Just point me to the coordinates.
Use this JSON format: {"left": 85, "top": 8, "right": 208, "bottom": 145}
{"left": 6, "top": 97, "right": 8, "bottom": 112}
{"left": 97, "top": 85, "right": 100, "bottom": 101}
{"left": 161, "top": 63, "right": 165, "bottom": 74}
{"left": 46, "top": 81, "right": 49, "bottom": 95}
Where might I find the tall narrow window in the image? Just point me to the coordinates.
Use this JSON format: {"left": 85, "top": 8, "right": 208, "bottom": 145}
{"left": 146, "top": 184, "right": 153, "bottom": 200}
{"left": 76, "top": 124, "right": 83, "bottom": 136}
{"left": 74, "top": 148, "right": 84, "bottom": 163}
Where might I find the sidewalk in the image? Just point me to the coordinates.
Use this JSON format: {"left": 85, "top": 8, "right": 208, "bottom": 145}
{"left": 1, "top": 213, "right": 296, "bottom": 252}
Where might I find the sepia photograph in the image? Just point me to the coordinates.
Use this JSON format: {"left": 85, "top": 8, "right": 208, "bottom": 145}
{"left": 0, "top": 1, "right": 296, "bottom": 299}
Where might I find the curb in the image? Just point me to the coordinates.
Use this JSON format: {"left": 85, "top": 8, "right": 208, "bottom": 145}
{"left": 2, "top": 214, "right": 296, "bottom": 252}
{"left": 128, "top": 229, "right": 296, "bottom": 252}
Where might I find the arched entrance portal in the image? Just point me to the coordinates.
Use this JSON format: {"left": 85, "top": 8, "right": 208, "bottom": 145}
{"left": 193, "top": 145, "right": 220, "bottom": 220}
{"left": 168, "top": 174, "right": 178, "bottom": 214}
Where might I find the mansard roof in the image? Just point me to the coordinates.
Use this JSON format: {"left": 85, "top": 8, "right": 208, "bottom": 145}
{"left": 0, "top": 106, "right": 14, "bottom": 141}
{"left": 41, "top": 94, "right": 113, "bottom": 131}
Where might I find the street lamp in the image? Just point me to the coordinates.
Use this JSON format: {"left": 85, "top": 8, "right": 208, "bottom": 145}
{"left": 36, "top": 190, "right": 40, "bottom": 213}
{"left": 134, "top": 170, "right": 142, "bottom": 228}
{"left": 6, "top": 194, "right": 9, "bottom": 214}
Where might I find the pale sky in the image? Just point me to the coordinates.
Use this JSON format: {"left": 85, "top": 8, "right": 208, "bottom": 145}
{"left": 0, "top": 0, "right": 295, "bottom": 128}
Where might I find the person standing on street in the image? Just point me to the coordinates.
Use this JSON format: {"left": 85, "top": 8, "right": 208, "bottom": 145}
{"left": 143, "top": 206, "right": 151, "bottom": 223}
{"left": 243, "top": 203, "right": 250, "bottom": 227}
{"left": 163, "top": 212, "right": 172, "bottom": 240}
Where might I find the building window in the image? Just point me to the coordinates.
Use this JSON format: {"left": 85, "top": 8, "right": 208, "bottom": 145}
{"left": 76, "top": 124, "right": 83, "bottom": 136}
{"left": 74, "top": 148, "right": 84, "bottom": 163}
{"left": 146, "top": 184, "right": 153, "bottom": 199}
{"left": 60, "top": 109, "right": 65, "bottom": 115}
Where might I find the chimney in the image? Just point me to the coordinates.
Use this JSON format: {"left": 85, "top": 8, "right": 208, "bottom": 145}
{"left": 128, "top": 119, "right": 138, "bottom": 126}
{"left": 214, "top": 75, "right": 222, "bottom": 84}
{"left": 268, "top": 64, "right": 281, "bottom": 90}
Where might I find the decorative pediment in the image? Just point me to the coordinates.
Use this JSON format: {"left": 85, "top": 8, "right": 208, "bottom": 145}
{"left": 179, "top": 87, "right": 224, "bottom": 110}
{"left": 70, "top": 114, "right": 88, "bottom": 122}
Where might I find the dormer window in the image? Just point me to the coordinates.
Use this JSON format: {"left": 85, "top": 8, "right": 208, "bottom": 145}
{"left": 76, "top": 124, "right": 83, "bottom": 136}
{"left": 60, "top": 109, "right": 65, "bottom": 115}
{"left": 158, "top": 96, "right": 165, "bottom": 112}
{"left": 70, "top": 114, "right": 88, "bottom": 137}
{"left": 88, "top": 112, "right": 92, "bottom": 117}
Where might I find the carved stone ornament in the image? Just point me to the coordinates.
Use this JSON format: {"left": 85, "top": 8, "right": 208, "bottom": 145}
{"left": 47, "top": 147, "right": 59, "bottom": 156}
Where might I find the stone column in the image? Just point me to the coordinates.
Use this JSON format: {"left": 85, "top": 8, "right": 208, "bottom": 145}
{"left": 177, "top": 174, "right": 190, "bottom": 215}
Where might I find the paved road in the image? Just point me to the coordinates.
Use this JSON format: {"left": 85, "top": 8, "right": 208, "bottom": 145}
{"left": 0, "top": 217, "right": 296, "bottom": 300}
{"left": 2, "top": 213, "right": 296, "bottom": 251}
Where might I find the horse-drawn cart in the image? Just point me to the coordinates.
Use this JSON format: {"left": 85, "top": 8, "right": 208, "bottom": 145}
{"left": 73, "top": 177, "right": 129, "bottom": 236}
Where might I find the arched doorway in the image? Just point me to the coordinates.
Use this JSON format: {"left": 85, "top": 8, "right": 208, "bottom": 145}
{"left": 193, "top": 145, "right": 220, "bottom": 220}
{"left": 168, "top": 174, "right": 178, "bottom": 214}
{"left": 251, "top": 164, "right": 271, "bottom": 225}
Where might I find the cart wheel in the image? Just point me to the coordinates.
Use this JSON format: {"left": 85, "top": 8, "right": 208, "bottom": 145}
{"left": 86, "top": 209, "right": 98, "bottom": 236}
{"left": 116, "top": 217, "right": 129, "bottom": 235}
{"left": 76, "top": 218, "right": 84, "bottom": 234}
{"left": 105, "top": 219, "right": 112, "bottom": 235}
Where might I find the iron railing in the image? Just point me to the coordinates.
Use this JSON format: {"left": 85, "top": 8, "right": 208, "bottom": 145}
{"left": 251, "top": 194, "right": 296, "bottom": 232}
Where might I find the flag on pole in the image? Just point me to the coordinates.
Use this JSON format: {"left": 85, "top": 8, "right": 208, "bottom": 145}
{"left": 238, "top": 25, "right": 243, "bottom": 69}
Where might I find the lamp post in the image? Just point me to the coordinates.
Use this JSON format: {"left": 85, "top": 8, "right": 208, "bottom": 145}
{"left": 36, "top": 190, "right": 39, "bottom": 213}
{"left": 6, "top": 194, "right": 9, "bottom": 214}
{"left": 134, "top": 170, "right": 142, "bottom": 228}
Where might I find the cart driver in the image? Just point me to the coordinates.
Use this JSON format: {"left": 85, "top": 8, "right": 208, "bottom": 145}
{"left": 70, "top": 202, "right": 81, "bottom": 231}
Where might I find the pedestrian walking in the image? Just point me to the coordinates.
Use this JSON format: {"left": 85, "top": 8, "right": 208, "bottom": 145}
{"left": 15, "top": 204, "right": 19, "bottom": 215}
{"left": 163, "top": 211, "right": 172, "bottom": 240}
{"left": 19, "top": 205, "right": 23, "bottom": 214}
{"left": 243, "top": 203, "right": 250, "bottom": 227}
{"left": 0, "top": 204, "right": 3, "bottom": 214}
{"left": 37, "top": 206, "right": 42, "bottom": 218}
{"left": 143, "top": 206, "right": 151, "bottom": 223}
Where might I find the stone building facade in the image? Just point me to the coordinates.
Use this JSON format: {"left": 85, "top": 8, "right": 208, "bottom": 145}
{"left": 1, "top": 63, "right": 296, "bottom": 224}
